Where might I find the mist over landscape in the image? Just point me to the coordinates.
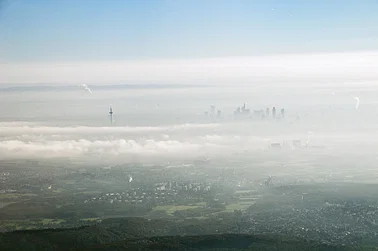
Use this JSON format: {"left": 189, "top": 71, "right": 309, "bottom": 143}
{"left": 4, "top": 67, "right": 378, "bottom": 250}
{"left": 0, "top": 82, "right": 377, "bottom": 166}
{"left": 3, "top": 81, "right": 378, "bottom": 250}
{"left": 3, "top": 1, "right": 378, "bottom": 250}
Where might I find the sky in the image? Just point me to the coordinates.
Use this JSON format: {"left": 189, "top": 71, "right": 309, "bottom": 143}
{"left": 1, "top": 0, "right": 378, "bottom": 84}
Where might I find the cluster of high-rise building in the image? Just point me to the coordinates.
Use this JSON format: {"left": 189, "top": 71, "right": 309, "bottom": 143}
{"left": 204, "top": 105, "right": 222, "bottom": 118}
{"left": 236, "top": 105, "right": 286, "bottom": 120}
{"left": 203, "top": 103, "right": 286, "bottom": 120}
{"left": 264, "top": 107, "right": 285, "bottom": 119}
{"left": 234, "top": 103, "right": 250, "bottom": 116}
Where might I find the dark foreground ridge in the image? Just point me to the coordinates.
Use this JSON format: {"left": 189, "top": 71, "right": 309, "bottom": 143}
{"left": 0, "top": 217, "right": 374, "bottom": 251}
{"left": 79, "top": 234, "right": 350, "bottom": 251}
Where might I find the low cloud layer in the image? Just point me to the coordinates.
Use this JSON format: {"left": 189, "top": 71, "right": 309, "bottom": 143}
{"left": 1, "top": 51, "right": 378, "bottom": 84}
{"left": 0, "top": 133, "right": 269, "bottom": 162}
{"left": 0, "top": 120, "right": 377, "bottom": 163}
{"left": 0, "top": 123, "right": 219, "bottom": 136}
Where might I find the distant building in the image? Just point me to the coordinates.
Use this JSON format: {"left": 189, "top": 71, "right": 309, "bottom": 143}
{"left": 217, "top": 110, "right": 222, "bottom": 118}
{"left": 253, "top": 109, "right": 264, "bottom": 117}
{"left": 234, "top": 103, "right": 250, "bottom": 116}
{"left": 210, "top": 105, "right": 215, "bottom": 115}
{"left": 266, "top": 108, "right": 270, "bottom": 117}
{"left": 281, "top": 108, "right": 285, "bottom": 119}
{"left": 272, "top": 107, "right": 276, "bottom": 119}
{"left": 292, "top": 140, "right": 302, "bottom": 148}
{"left": 270, "top": 142, "right": 281, "bottom": 149}
{"left": 264, "top": 176, "right": 273, "bottom": 187}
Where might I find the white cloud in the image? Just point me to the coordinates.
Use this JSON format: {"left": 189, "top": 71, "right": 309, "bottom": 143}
{"left": 0, "top": 139, "right": 203, "bottom": 158}
{"left": 0, "top": 134, "right": 268, "bottom": 161}
{"left": 0, "top": 122, "right": 271, "bottom": 161}
{"left": 1, "top": 51, "right": 378, "bottom": 85}
{"left": 0, "top": 123, "right": 219, "bottom": 136}
{"left": 1, "top": 120, "right": 378, "bottom": 163}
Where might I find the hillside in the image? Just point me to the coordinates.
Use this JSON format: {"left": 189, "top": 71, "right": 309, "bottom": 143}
{"left": 0, "top": 217, "right": 374, "bottom": 251}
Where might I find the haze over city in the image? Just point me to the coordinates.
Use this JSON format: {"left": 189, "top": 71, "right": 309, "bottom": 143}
{"left": 2, "top": 1, "right": 378, "bottom": 250}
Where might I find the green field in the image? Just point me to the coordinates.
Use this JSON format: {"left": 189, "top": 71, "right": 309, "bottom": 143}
{"left": 0, "top": 193, "right": 37, "bottom": 199}
{"left": 80, "top": 218, "right": 101, "bottom": 222}
{"left": 153, "top": 205, "right": 200, "bottom": 216}
{"left": 225, "top": 202, "right": 255, "bottom": 212}
{"left": 235, "top": 190, "right": 256, "bottom": 194}
{"left": 195, "top": 202, "right": 206, "bottom": 206}
{"left": 0, "top": 202, "right": 16, "bottom": 209}
{"left": 41, "top": 219, "right": 66, "bottom": 225}
{"left": 1, "top": 218, "right": 66, "bottom": 231}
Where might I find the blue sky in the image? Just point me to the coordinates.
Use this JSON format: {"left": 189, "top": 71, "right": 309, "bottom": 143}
{"left": 1, "top": 0, "right": 378, "bottom": 62}
{"left": 1, "top": 1, "right": 378, "bottom": 85}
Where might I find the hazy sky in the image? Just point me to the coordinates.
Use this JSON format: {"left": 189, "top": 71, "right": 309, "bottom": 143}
{"left": 1, "top": 0, "right": 378, "bottom": 84}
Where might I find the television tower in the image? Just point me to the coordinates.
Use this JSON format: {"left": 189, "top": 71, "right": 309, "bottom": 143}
{"left": 109, "top": 106, "right": 113, "bottom": 124}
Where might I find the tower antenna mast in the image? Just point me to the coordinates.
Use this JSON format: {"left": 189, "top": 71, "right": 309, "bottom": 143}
{"left": 109, "top": 106, "right": 113, "bottom": 124}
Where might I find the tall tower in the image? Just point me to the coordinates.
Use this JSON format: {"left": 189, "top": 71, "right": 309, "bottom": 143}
{"left": 109, "top": 106, "right": 113, "bottom": 124}
{"left": 272, "top": 107, "right": 276, "bottom": 119}
{"left": 281, "top": 108, "right": 285, "bottom": 119}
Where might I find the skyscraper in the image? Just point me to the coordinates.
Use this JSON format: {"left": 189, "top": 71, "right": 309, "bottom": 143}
{"left": 272, "top": 107, "right": 276, "bottom": 119}
{"left": 210, "top": 105, "right": 215, "bottom": 114}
